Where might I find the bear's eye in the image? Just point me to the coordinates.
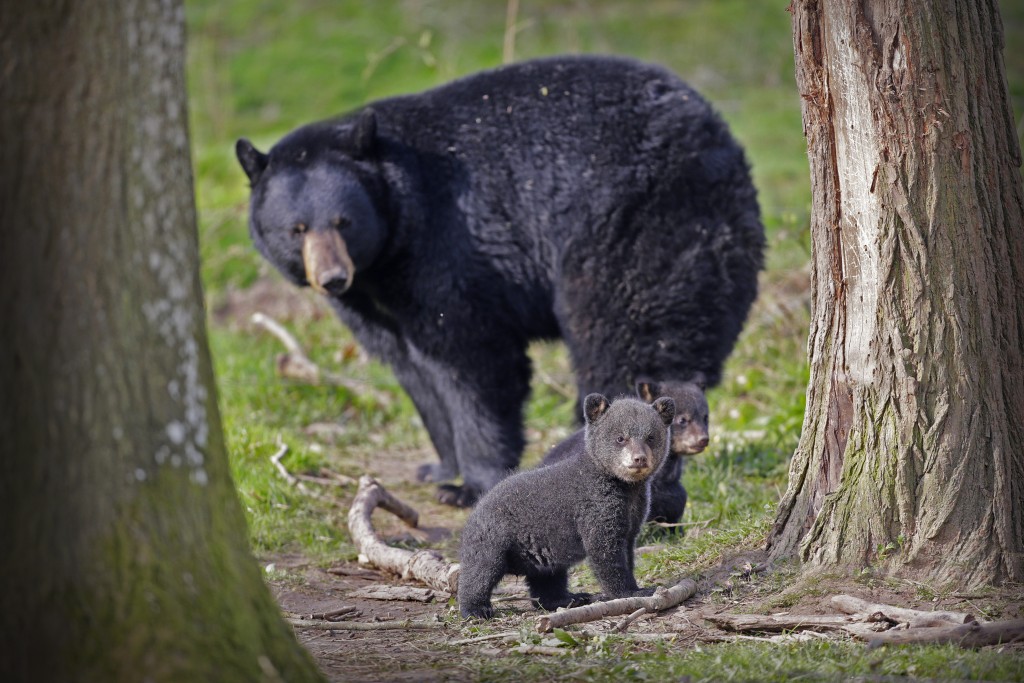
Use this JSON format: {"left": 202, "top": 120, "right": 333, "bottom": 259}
{"left": 615, "top": 435, "right": 626, "bottom": 445}
{"left": 646, "top": 434, "right": 655, "bottom": 444}
{"left": 676, "top": 417, "right": 688, "bottom": 426}
{"left": 291, "top": 223, "right": 307, "bottom": 237}
{"left": 330, "top": 216, "right": 349, "bottom": 228}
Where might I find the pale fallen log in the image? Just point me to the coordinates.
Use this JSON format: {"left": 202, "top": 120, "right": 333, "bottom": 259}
{"left": 705, "top": 612, "right": 862, "bottom": 633}
{"left": 251, "top": 312, "right": 390, "bottom": 404}
{"left": 347, "top": 475, "right": 460, "bottom": 594}
{"left": 863, "top": 618, "right": 1024, "bottom": 649}
{"left": 348, "top": 584, "right": 449, "bottom": 602}
{"left": 536, "top": 578, "right": 697, "bottom": 633}
{"left": 831, "top": 595, "right": 975, "bottom": 628}
{"left": 286, "top": 617, "right": 443, "bottom": 631}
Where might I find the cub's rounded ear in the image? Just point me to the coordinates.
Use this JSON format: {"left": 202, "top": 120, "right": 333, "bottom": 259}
{"left": 652, "top": 397, "right": 676, "bottom": 426}
{"left": 690, "top": 372, "right": 708, "bottom": 392}
{"left": 635, "top": 378, "right": 659, "bottom": 404}
{"left": 352, "top": 108, "right": 377, "bottom": 157}
{"left": 236, "top": 138, "right": 268, "bottom": 184}
{"left": 584, "top": 393, "right": 610, "bottom": 424}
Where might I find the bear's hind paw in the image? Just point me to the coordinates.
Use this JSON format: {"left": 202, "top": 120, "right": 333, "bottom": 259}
{"left": 436, "top": 483, "right": 479, "bottom": 508}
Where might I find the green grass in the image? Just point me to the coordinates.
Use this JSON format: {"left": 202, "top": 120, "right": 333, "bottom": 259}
{"left": 186, "top": 0, "right": 1024, "bottom": 678}
{"left": 465, "top": 640, "right": 1024, "bottom": 682}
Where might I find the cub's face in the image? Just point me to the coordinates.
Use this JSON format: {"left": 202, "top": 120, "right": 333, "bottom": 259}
{"left": 636, "top": 377, "right": 710, "bottom": 456}
{"left": 583, "top": 395, "right": 675, "bottom": 483}
{"left": 236, "top": 112, "right": 385, "bottom": 298}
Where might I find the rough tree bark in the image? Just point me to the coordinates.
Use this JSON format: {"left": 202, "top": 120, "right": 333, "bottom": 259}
{"left": 0, "top": 2, "right": 323, "bottom": 681}
{"left": 768, "top": 0, "right": 1024, "bottom": 588}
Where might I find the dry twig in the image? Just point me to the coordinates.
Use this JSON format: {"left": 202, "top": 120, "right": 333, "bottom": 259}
{"left": 347, "top": 476, "right": 460, "bottom": 593}
{"left": 449, "top": 631, "right": 519, "bottom": 646}
{"left": 286, "top": 617, "right": 443, "bottom": 631}
{"left": 270, "top": 442, "right": 319, "bottom": 497}
{"left": 251, "top": 311, "right": 390, "bottom": 404}
{"left": 612, "top": 608, "right": 649, "bottom": 633}
{"left": 536, "top": 578, "right": 697, "bottom": 633}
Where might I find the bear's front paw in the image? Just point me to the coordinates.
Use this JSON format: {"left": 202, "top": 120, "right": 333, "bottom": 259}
{"left": 534, "top": 592, "right": 592, "bottom": 611}
{"left": 632, "top": 586, "right": 657, "bottom": 597}
{"left": 436, "top": 483, "right": 479, "bottom": 508}
{"left": 459, "top": 603, "right": 494, "bottom": 619}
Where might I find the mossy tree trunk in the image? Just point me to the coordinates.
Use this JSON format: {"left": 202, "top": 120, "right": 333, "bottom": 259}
{"left": 0, "top": 2, "right": 323, "bottom": 680}
{"left": 768, "top": 0, "right": 1024, "bottom": 588}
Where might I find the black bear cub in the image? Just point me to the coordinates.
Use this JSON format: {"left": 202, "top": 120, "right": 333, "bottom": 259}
{"left": 458, "top": 394, "right": 675, "bottom": 619}
{"left": 542, "top": 375, "right": 709, "bottom": 524}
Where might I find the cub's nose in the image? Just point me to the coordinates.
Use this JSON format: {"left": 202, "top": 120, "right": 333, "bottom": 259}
{"left": 695, "top": 435, "right": 709, "bottom": 450}
{"left": 632, "top": 453, "right": 649, "bottom": 467}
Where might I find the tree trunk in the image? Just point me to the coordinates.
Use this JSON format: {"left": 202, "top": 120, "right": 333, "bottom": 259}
{"left": 768, "top": 0, "right": 1024, "bottom": 588}
{"left": 0, "top": 2, "right": 322, "bottom": 680}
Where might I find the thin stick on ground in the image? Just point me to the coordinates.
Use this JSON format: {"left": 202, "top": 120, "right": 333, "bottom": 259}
{"left": 286, "top": 617, "right": 444, "bottom": 631}
{"left": 612, "top": 607, "right": 648, "bottom": 633}
{"left": 251, "top": 311, "right": 390, "bottom": 404}
{"left": 270, "top": 441, "right": 318, "bottom": 497}
{"left": 347, "top": 475, "right": 460, "bottom": 593}
{"left": 536, "top": 578, "right": 697, "bottom": 633}
{"left": 449, "top": 631, "right": 519, "bottom": 646}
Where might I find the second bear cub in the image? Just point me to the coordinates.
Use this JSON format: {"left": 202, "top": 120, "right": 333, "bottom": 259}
{"left": 458, "top": 394, "right": 675, "bottom": 619}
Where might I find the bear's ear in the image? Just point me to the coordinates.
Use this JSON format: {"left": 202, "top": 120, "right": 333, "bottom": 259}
{"left": 584, "top": 393, "right": 610, "bottom": 424}
{"left": 652, "top": 397, "right": 676, "bottom": 426}
{"left": 635, "top": 379, "right": 659, "bottom": 404}
{"left": 236, "top": 138, "right": 269, "bottom": 184}
{"left": 351, "top": 108, "right": 378, "bottom": 157}
{"left": 690, "top": 372, "right": 707, "bottom": 392}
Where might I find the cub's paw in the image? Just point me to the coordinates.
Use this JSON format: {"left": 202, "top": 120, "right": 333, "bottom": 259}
{"left": 632, "top": 586, "right": 658, "bottom": 597}
{"left": 436, "top": 483, "right": 479, "bottom": 508}
{"left": 459, "top": 603, "right": 494, "bottom": 619}
{"left": 534, "top": 592, "right": 592, "bottom": 611}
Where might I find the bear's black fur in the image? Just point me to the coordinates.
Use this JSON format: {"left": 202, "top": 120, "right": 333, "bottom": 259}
{"left": 236, "top": 55, "right": 764, "bottom": 506}
{"left": 541, "top": 375, "right": 709, "bottom": 524}
{"left": 457, "top": 394, "right": 674, "bottom": 619}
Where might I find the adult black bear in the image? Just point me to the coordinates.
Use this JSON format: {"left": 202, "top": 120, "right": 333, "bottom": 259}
{"left": 236, "top": 55, "right": 764, "bottom": 506}
{"left": 458, "top": 394, "right": 674, "bottom": 619}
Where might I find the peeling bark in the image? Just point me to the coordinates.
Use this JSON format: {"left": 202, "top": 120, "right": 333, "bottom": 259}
{"left": 769, "top": 0, "right": 1024, "bottom": 588}
{"left": 0, "top": 2, "right": 322, "bottom": 680}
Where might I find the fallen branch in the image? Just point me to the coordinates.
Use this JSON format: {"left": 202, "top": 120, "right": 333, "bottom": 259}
{"left": 251, "top": 312, "right": 390, "bottom": 404}
{"left": 536, "top": 578, "right": 697, "bottom": 633}
{"left": 831, "top": 595, "right": 975, "bottom": 628}
{"left": 286, "top": 617, "right": 444, "bottom": 631}
{"left": 347, "top": 475, "right": 460, "bottom": 593}
{"left": 348, "top": 585, "right": 448, "bottom": 602}
{"left": 705, "top": 613, "right": 864, "bottom": 633}
{"left": 288, "top": 606, "right": 360, "bottom": 621}
{"left": 863, "top": 618, "right": 1024, "bottom": 649}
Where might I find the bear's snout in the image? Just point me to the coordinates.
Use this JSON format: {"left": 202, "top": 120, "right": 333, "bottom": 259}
{"left": 303, "top": 230, "right": 355, "bottom": 296}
